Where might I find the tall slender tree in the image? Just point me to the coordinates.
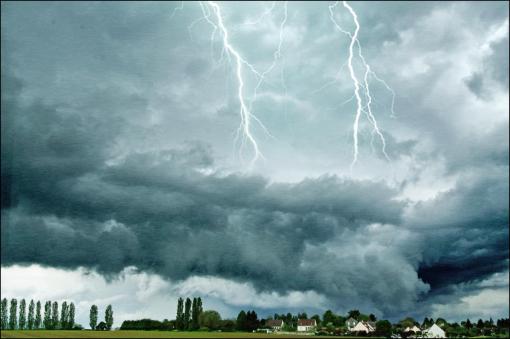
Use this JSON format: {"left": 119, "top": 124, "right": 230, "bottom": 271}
{"left": 9, "top": 298, "right": 17, "bottom": 330}
{"left": 105, "top": 305, "right": 113, "bottom": 330}
{"left": 60, "top": 301, "right": 68, "bottom": 329}
{"left": 176, "top": 298, "right": 184, "bottom": 330}
{"left": 35, "top": 301, "right": 42, "bottom": 329}
{"left": 184, "top": 298, "right": 192, "bottom": 330}
{"left": 27, "top": 300, "right": 35, "bottom": 330}
{"left": 68, "top": 303, "right": 75, "bottom": 329}
{"left": 43, "top": 301, "right": 51, "bottom": 329}
{"left": 51, "top": 301, "right": 59, "bottom": 329}
{"left": 18, "top": 299, "right": 26, "bottom": 330}
{"left": 191, "top": 298, "right": 198, "bottom": 330}
{"left": 1, "top": 298, "right": 7, "bottom": 330}
{"left": 197, "top": 297, "right": 203, "bottom": 315}
{"left": 89, "top": 305, "right": 98, "bottom": 330}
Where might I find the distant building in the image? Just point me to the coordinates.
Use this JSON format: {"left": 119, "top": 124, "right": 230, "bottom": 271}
{"left": 266, "top": 319, "right": 284, "bottom": 332}
{"left": 350, "top": 321, "right": 375, "bottom": 333}
{"left": 404, "top": 325, "right": 421, "bottom": 333}
{"left": 346, "top": 317, "right": 358, "bottom": 329}
{"left": 424, "top": 323, "right": 446, "bottom": 338}
{"left": 297, "top": 319, "right": 316, "bottom": 332}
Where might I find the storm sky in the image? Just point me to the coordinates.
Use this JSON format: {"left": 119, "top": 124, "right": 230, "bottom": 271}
{"left": 1, "top": 1, "right": 509, "bottom": 328}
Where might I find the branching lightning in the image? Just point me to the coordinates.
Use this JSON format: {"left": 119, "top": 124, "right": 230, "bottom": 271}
{"left": 174, "top": 1, "right": 396, "bottom": 169}
{"left": 194, "top": 1, "right": 288, "bottom": 167}
{"left": 329, "top": 1, "right": 396, "bottom": 169}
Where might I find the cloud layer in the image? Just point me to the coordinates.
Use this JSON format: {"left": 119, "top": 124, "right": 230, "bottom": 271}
{"left": 1, "top": 1, "right": 508, "bottom": 322}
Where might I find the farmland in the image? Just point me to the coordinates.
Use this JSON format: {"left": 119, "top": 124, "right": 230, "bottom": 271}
{"left": 0, "top": 330, "right": 352, "bottom": 338}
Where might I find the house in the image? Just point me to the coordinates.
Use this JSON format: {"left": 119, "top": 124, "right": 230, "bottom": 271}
{"left": 404, "top": 325, "right": 421, "bottom": 333}
{"left": 346, "top": 317, "right": 358, "bottom": 329}
{"left": 424, "top": 323, "right": 446, "bottom": 338}
{"left": 266, "top": 319, "right": 284, "bottom": 332}
{"left": 297, "top": 319, "right": 316, "bottom": 332}
{"left": 350, "top": 321, "right": 375, "bottom": 333}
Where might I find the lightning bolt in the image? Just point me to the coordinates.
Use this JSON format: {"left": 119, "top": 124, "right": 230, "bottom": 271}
{"left": 205, "top": 1, "right": 268, "bottom": 167}
{"left": 329, "top": 1, "right": 395, "bottom": 169}
{"left": 189, "top": 1, "right": 287, "bottom": 167}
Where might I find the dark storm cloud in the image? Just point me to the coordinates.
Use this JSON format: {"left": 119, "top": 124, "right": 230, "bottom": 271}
{"left": 1, "top": 0, "right": 508, "bottom": 320}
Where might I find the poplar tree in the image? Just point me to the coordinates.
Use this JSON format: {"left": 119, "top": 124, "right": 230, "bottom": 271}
{"left": 27, "top": 300, "right": 35, "bottom": 330}
{"left": 18, "top": 299, "right": 26, "bottom": 330}
{"left": 60, "top": 301, "right": 68, "bottom": 329}
{"left": 35, "top": 301, "right": 42, "bottom": 329}
{"left": 9, "top": 298, "right": 17, "bottom": 330}
{"left": 89, "top": 305, "right": 98, "bottom": 330}
{"left": 184, "top": 298, "right": 192, "bottom": 330}
{"left": 43, "top": 301, "right": 51, "bottom": 329}
{"left": 191, "top": 298, "right": 198, "bottom": 330}
{"left": 68, "top": 303, "right": 75, "bottom": 329}
{"left": 51, "top": 301, "right": 59, "bottom": 329}
{"left": 105, "top": 305, "right": 113, "bottom": 330}
{"left": 176, "top": 298, "right": 184, "bottom": 330}
{"left": 1, "top": 298, "right": 7, "bottom": 330}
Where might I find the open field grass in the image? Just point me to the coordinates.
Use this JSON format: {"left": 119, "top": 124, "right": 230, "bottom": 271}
{"left": 0, "top": 331, "right": 367, "bottom": 339}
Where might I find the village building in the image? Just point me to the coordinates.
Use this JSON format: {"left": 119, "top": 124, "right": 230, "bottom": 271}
{"left": 297, "top": 319, "right": 316, "bottom": 332}
{"left": 265, "top": 319, "right": 284, "bottom": 332}
{"left": 404, "top": 325, "right": 422, "bottom": 333}
{"left": 350, "top": 321, "right": 375, "bottom": 333}
{"left": 424, "top": 323, "right": 446, "bottom": 338}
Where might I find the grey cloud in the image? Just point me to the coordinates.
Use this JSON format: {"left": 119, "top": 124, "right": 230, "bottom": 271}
{"left": 1, "top": 0, "right": 508, "bottom": 321}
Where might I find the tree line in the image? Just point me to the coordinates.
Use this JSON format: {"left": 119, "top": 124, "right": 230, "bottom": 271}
{"left": 0, "top": 298, "right": 76, "bottom": 330}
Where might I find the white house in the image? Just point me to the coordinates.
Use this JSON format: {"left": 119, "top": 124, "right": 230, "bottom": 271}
{"left": 404, "top": 325, "right": 421, "bottom": 333}
{"left": 265, "top": 319, "right": 284, "bottom": 332}
{"left": 297, "top": 319, "right": 316, "bottom": 332}
{"left": 424, "top": 323, "right": 446, "bottom": 338}
{"left": 350, "top": 321, "right": 375, "bottom": 333}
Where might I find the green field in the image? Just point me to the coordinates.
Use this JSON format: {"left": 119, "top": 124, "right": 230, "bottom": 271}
{"left": 0, "top": 331, "right": 356, "bottom": 338}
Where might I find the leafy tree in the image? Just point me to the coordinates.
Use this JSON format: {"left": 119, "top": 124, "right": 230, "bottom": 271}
{"left": 60, "top": 301, "right": 68, "bottom": 329}
{"left": 35, "top": 301, "right": 41, "bottom": 329}
{"left": 436, "top": 317, "right": 448, "bottom": 328}
{"left": 9, "top": 299, "right": 17, "bottom": 330}
{"left": 27, "top": 300, "right": 35, "bottom": 330}
{"left": 220, "top": 319, "right": 236, "bottom": 332}
{"left": 348, "top": 310, "right": 360, "bottom": 320}
{"left": 18, "top": 299, "right": 26, "bottom": 330}
{"left": 400, "top": 317, "right": 417, "bottom": 328}
{"left": 477, "top": 318, "right": 484, "bottom": 329}
{"left": 176, "top": 298, "right": 184, "bottom": 330}
{"left": 465, "top": 319, "right": 472, "bottom": 329}
{"left": 68, "top": 303, "right": 75, "bottom": 329}
{"left": 51, "top": 301, "right": 59, "bottom": 329}
{"left": 246, "top": 310, "right": 259, "bottom": 332}
{"left": 375, "top": 320, "right": 392, "bottom": 337}
{"left": 105, "top": 305, "right": 113, "bottom": 330}
{"left": 1, "top": 298, "right": 7, "bottom": 330}
{"left": 199, "top": 310, "right": 222, "bottom": 330}
{"left": 184, "top": 298, "right": 192, "bottom": 329}
{"left": 236, "top": 310, "right": 247, "bottom": 331}
{"left": 323, "top": 310, "right": 336, "bottom": 325}
{"left": 369, "top": 313, "right": 377, "bottom": 322}
{"left": 43, "top": 301, "right": 51, "bottom": 329}
{"left": 311, "top": 314, "right": 321, "bottom": 327}
{"left": 89, "top": 305, "right": 98, "bottom": 330}
{"left": 297, "top": 312, "right": 308, "bottom": 319}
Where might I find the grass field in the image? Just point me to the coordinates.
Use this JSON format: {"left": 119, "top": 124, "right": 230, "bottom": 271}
{"left": 0, "top": 330, "right": 362, "bottom": 338}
